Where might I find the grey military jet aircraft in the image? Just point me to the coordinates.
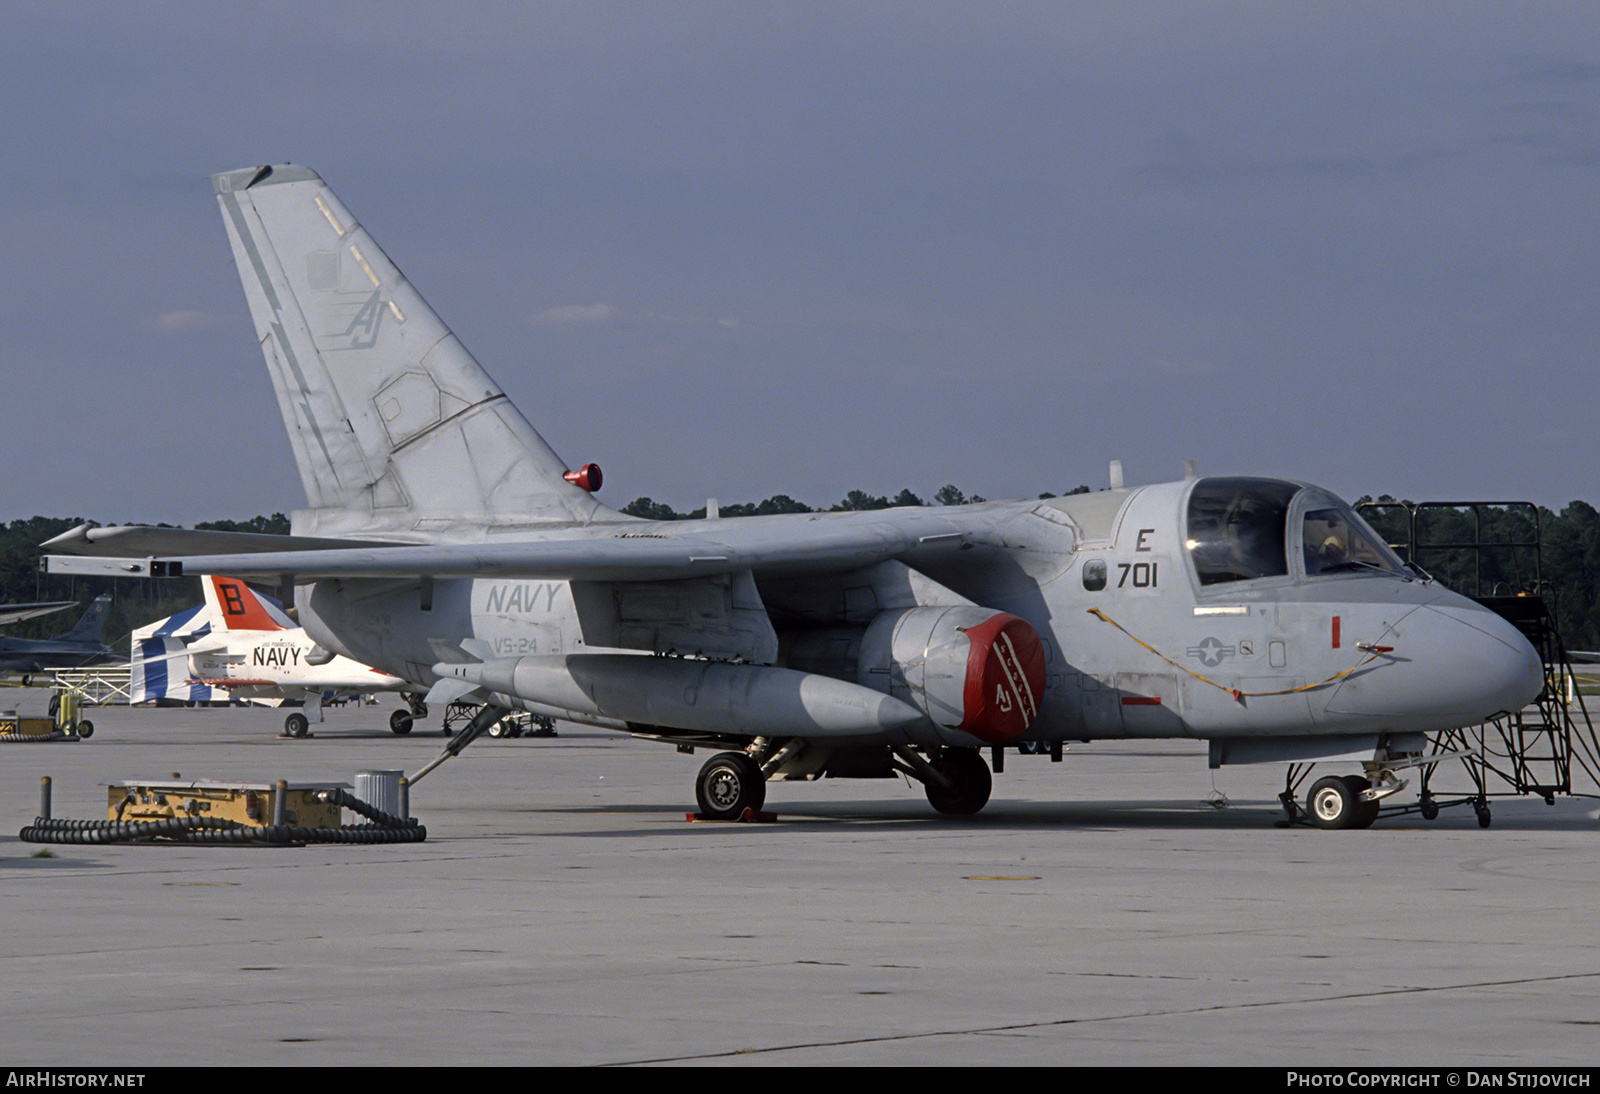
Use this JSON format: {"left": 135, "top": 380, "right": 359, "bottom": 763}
{"left": 0, "top": 594, "right": 121, "bottom": 679}
{"left": 46, "top": 165, "right": 1543, "bottom": 827}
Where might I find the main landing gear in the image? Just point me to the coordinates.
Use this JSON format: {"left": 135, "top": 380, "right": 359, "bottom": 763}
{"left": 390, "top": 697, "right": 429, "bottom": 735}
{"left": 687, "top": 743, "right": 996, "bottom": 820}
{"left": 695, "top": 752, "right": 767, "bottom": 820}
{"left": 921, "top": 748, "right": 993, "bottom": 815}
{"left": 885, "top": 745, "right": 992, "bottom": 816}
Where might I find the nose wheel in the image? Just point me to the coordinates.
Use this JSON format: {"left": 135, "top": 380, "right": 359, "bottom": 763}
{"left": 1305, "top": 775, "right": 1381, "bottom": 830}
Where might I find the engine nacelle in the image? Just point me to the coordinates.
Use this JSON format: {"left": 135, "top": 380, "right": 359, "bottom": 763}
{"left": 859, "top": 606, "right": 1046, "bottom": 744}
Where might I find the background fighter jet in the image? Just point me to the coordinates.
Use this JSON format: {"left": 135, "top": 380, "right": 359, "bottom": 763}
{"left": 48, "top": 165, "right": 1545, "bottom": 827}
{"left": 0, "top": 594, "right": 122, "bottom": 679}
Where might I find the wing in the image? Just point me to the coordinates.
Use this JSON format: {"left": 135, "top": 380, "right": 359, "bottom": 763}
{"left": 45, "top": 510, "right": 973, "bottom": 584}
{"left": 42, "top": 522, "right": 391, "bottom": 558}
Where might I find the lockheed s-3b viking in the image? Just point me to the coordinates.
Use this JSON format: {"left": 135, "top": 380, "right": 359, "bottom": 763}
{"left": 46, "top": 165, "right": 1544, "bottom": 828}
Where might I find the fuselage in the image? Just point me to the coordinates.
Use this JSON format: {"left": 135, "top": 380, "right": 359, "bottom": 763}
{"left": 295, "top": 476, "right": 1543, "bottom": 750}
{"left": 0, "top": 638, "right": 121, "bottom": 676}
{"left": 186, "top": 631, "right": 404, "bottom": 698}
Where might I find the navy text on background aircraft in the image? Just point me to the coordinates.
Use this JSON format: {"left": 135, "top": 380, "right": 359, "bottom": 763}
{"left": 46, "top": 165, "right": 1543, "bottom": 828}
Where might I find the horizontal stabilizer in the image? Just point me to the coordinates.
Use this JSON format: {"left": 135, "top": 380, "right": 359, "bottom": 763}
{"left": 0, "top": 601, "right": 74, "bottom": 628}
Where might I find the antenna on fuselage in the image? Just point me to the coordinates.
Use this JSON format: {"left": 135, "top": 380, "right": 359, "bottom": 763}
{"left": 1184, "top": 460, "right": 1199, "bottom": 480}
{"left": 1109, "top": 460, "right": 1124, "bottom": 490}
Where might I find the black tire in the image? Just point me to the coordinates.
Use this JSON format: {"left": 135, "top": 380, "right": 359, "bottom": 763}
{"left": 695, "top": 752, "right": 766, "bottom": 820}
{"left": 925, "top": 748, "right": 993, "bottom": 816}
{"left": 285, "top": 712, "right": 310, "bottom": 737}
{"left": 1307, "top": 775, "right": 1360, "bottom": 829}
{"left": 390, "top": 710, "right": 414, "bottom": 735}
{"left": 1342, "top": 775, "right": 1381, "bottom": 829}
{"left": 76, "top": 720, "right": 93, "bottom": 739}
{"left": 1420, "top": 796, "right": 1439, "bottom": 821}
{"left": 487, "top": 719, "right": 508, "bottom": 738}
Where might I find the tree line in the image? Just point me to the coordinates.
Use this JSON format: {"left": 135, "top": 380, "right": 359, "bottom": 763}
{"left": 4, "top": 492, "right": 1598, "bottom": 651}
{"left": 618, "top": 483, "right": 1091, "bottom": 521}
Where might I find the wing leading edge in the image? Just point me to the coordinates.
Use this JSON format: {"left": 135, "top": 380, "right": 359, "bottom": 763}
{"left": 45, "top": 511, "right": 973, "bottom": 584}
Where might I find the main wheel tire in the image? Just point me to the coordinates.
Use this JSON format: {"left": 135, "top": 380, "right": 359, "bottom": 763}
{"left": 926, "top": 748, "right": 993, "bottom": 816}
{"left": 1307, "top": 775, "right": 1362, "bottom": 829}
{"left": 284, "top": 712, "right": 310, "bottom": 738}
{"left": 695, "top": 752, "right": 766, "bottom": 820}
{"left": 487, "top": 719, "right": 508, "bottom": 738}
{"left": 390, "top": 710, "right": 414, "bottom": 735}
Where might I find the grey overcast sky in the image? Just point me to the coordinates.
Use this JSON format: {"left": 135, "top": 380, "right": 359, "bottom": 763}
{"left": 3, "top": 1, "right": 1597, "bottom": 526}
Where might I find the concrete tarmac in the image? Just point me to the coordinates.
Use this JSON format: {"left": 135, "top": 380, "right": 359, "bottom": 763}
{"left": 2, "top": 693, "right": 1597, "bottom": 1067}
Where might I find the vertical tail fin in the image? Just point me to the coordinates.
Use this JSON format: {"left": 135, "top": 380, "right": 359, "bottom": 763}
{"left": 54, "top": 595, "right": 110, "bottom": 643}
{"left": 202, "top": 576, "right": 291, "bottom": 632}
{"left": 212, "top": 164, "right": 613, "bottom": 536}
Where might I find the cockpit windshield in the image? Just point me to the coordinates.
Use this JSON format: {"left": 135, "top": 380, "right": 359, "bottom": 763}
{"left": 1186, "top": 478, "right": 1408, "bottom": 587}
{"left": 1297, "top": 491, "right": 1409, "bottom": 578}
{"left": 1186, "top": 478, "right": 1297, "bottom": 585}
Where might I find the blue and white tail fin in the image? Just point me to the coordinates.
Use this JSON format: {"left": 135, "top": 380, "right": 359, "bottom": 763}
{"left": 212, "top": 165, "right": 615, "bottom": 538}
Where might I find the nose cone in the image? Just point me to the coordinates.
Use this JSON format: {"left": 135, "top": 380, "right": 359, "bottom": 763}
{"left": 1323, "top": 602, "right": 1543, "bottom": 731}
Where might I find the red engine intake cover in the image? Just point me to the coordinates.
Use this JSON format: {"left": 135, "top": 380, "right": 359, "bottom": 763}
{"left": 958, "top": 613, "right": 1046, "bottom": 744}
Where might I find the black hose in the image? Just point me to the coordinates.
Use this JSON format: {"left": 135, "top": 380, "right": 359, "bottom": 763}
{"left": 19, "top": 796, "right": 427, "bottom": 845}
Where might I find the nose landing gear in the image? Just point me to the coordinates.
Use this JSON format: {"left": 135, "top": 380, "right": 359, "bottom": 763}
{"left": 1305, "top": 775, "right": 1381, "bottom": 830}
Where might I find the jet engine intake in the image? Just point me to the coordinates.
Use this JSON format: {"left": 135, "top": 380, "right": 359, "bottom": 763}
{"left": 859, "top": 606, "right": 1046, "bottom": 744}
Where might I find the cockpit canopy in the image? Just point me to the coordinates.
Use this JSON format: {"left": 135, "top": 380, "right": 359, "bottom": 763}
{"left": 1186, "top": 477, "right": 1408, "bottom": 587}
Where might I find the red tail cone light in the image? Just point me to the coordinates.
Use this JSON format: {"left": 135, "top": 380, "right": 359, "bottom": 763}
{"left": 564, "top": 463, "right": 603, "bottom": 492}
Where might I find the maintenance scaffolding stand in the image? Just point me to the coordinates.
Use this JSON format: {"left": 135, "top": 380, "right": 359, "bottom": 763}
{"left": 1353, "top": 500, "right": 1600, "bottom": 826}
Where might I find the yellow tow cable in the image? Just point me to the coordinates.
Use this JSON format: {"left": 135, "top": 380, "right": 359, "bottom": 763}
{"left": 1085, "top": 607, "right": 1388, "bottom": 702}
